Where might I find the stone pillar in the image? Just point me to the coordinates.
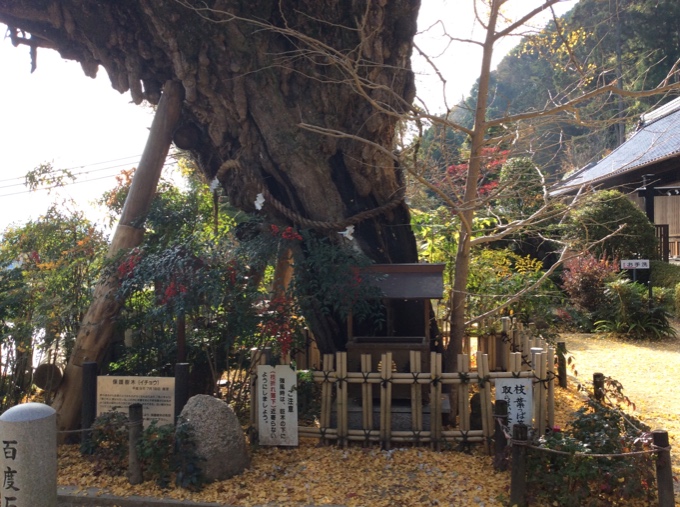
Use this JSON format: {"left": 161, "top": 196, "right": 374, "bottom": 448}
{"left": 0, "top": 403, "right": 57, "bottom": 507}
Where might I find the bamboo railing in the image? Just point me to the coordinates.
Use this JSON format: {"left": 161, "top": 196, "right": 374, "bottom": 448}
{"left": 254, "top": 319, "right": 556, "bottom": 450}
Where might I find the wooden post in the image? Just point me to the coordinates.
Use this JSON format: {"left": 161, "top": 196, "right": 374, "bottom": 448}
{"left": 409, "top": 351, "right": 422, "bottom": 433}
{"left": 380, "top": 352, "right": 393, "bottom": 450}
{"left": 319, "top": 354, "right": 333, "bottom": 444}
{"left": 176, "top": 312, "right": 187, "bottom": 363}
{"left": 510, "top": 424, "right": 528, "bottom": 507}
{"left": 127, "top": 403, "right": 143, "bottom": 485}
{"left": 174, "top": 363, "right": 190, "bottom": 424}
{"left": 361, "top": 354, "right": 373, "bottom": 440}
{"left": 52, "top": 80, "right": 184, "bottom": 435}
{"left": 494, "top": 399, "right": 508, "bottom": 471}
{"left": 336, "top": 351, "right": 348, "bottom": 448}
{"left": 653, "top": 430, "right": 676, "bottom": 507}
{"left": 557, "top": 342, "right": 567, "bottom": 388}
{"left": 457, "top": 354, "right": 470, "bottom": 432}
{"left": 430, "top": 352, "right": 442, "bottom": 451}
{"left": 80, "top": 362, "right": 97, "bottom": 453}
{"left": 593, "top": 372, "right": 605, "bottom": 402}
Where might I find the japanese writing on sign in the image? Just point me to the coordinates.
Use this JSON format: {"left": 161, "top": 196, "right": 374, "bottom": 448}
{"left": 495, "top": 378, "right": 533, "bottom": 427}
{"left": 620, "top": 259, "right": 650, "bottom": 269}
{"left": 2, "top": 439, "right": 19, "bottom": 506}
{"left": 257, "top": 365, "right": 298, "bottom": 446}
{"left": 97, "top": 376, "right": 175, "bottom": 426}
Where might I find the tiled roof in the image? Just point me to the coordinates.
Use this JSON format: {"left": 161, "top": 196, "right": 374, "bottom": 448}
{"left": 557, "top": 97, "right": 680, "bottom": 191}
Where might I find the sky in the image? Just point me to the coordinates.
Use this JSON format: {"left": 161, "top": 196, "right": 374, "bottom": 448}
{"left": 0, "top": 0, "right": 577, "bottom": 234}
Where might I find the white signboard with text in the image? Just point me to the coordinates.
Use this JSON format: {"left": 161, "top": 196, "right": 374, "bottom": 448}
{"left": 97, "top": 376, "right": 175, "bottom": 426}
{"left": 495, "top": 378, "right": 533, "bottom": 427}
{"left": 620, "top": 259, "right": 650, "bottom": 269}
{"left": 257, "top": 365, "right": 298, "bottom": 446}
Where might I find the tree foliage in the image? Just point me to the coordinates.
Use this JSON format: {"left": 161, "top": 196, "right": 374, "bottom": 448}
{"left": 562, "top": 189, "right": 657, "bottom": 260}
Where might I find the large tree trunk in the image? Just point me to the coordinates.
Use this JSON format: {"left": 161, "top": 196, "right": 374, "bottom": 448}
{"left": 0, "top": 1, "right": 422, "bottom": 429}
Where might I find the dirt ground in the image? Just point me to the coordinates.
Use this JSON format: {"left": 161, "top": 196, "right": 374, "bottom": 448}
{"left": 561, "top": 331, "right": 680, "bottom": 496}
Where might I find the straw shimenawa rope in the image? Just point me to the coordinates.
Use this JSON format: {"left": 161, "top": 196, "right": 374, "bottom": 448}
{"left": 259, "top": 186, "right": 406, "bottom": 231}
{"left": 216, "top": 159, "right": 406, "bottom": 231}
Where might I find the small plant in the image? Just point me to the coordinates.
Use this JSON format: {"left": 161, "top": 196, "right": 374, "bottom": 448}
{"left": 561, "top": 254, "right": 619, "bottom": 319}
{"left": 174, "top": 417, "right": 205, "bottom": 491}
{"left": 84, "top": 411, "right": 205, "bottom": 490}
{"left": 84, "top": 410, "right": 129, "bottom": 475}
{"left": 296, "top": 369, "right": 321, "bottom": 424}
{"left": 527, "top": 379, "right": 656, "bottom": 506}
{"left": 594, "top": 279, "right": 676, "bottom": 340}
{"left": 137, "top": 421, "right": 175, "bottom": 487}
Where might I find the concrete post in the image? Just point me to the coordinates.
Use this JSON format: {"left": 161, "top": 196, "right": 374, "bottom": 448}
{"left": 0, "top": 402, "right": 57, "bottom": 507}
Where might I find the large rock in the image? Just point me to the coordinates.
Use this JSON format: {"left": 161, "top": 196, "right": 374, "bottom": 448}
{"left": 178, "top": 395, "right": 250, "bottom": 481}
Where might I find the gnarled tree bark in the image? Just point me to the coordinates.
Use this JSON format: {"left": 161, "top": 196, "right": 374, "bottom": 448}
{"left": 0, "top": 0, "right": 422, "bottom": 430}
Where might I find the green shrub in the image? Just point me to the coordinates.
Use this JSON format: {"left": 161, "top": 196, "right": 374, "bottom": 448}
{"left": 527, "top": 397, "right": 656, "bottom": 506}
{"left": 594, "top": 279, "right": 676, "bottom": 340}
{"left": 652, "top": 259, "right": 680, "bottom": 289}
{"left": 137, "top": 421, "right": 176, "bottom": 487}
{"left": 296, "top": 370, "right": 321, "bottom": 424}
{"left": 84, "top": 411, "right": 129, "bottom": 475}
{"left": 85, "top": 412, "right": 205, "bottom": 490}
{"left": 562, "top": 189, "right": 657, "bottom": 260}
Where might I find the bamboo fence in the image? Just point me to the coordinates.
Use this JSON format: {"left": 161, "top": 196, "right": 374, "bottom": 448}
{"left": 254, "top": 318, "right": 556, "bottom": 450}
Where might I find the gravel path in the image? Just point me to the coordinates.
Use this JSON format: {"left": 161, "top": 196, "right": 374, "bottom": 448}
{"left": 561, "top": 332, "right": 680, "bottom": 496}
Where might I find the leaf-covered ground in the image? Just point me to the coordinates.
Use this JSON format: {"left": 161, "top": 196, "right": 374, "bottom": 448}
{"left": 58, "top": 332, "right": 680, "bottom": 506}
{"left": 562, "top": 332, "right": 680, "bottom": 499}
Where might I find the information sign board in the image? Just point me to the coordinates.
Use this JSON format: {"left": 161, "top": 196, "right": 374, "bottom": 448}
{"left": 495, "top": 378, "right": 533, "bottom": 427}
{"left": 97, "top": 376, "right": 175, "bottom": 426}
{"left": 257, "top": 365, "right": 298, "bottom": 446}
{"left": 620, "top": 259, "right": 650, "bottom": 269}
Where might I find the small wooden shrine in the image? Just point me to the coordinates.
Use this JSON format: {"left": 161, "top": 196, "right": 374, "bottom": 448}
{"left": 346, "top": 263, "right": 445, "bottom": 399}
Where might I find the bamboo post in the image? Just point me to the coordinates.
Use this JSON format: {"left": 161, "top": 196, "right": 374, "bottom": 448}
{"left": 361, "top": 354, "right": 373, "bottom": 439}
{"left": 488, "top": 330, "right": 497, "bottom": 371}
{"left": 510, "top": 352, "right": 521, "bottom": 374}
{"left": 557, "top": 342, "right": 568, "bottom": 388}
{"left": 482, "top": 354, "right": 494, "bottom": 439}
{"left": 521, "top": 333, "right": 530, "bottom": 371}
{"left": 319, "top": 354, "right": 334, "bottom": 443}
{"left": 430, "top": 352, "right": 442, "bottom": 450}
{"left": 494, "top": 399, "right": 508, "bottom": 471}
{"left": 477, "top": 352, "right": 493, "bottom": 454}
{"left": 547, "top": 346, "right": 555, "bottom": 430}
{"left": 538, "top": 352, "right": 547, "bottom": 435}
{"left": 531, "top": 349, "right": 543, "bottom": 433}
{"left": 653, "top": 430, "right": 676, "bottom": 507}
{"left": 512, "top": 328, "right": 520, "bottom": 353}
{"left": 410, "top": 351, "right": 422, "bottom": 433}
{"left": 510, "top": 424, "right": 528, "bottom": 507}
{"left": 336, "top": 352, "right": 348, "bottom": 448}
{"left": 457, "top": 354, "right": 470, "bottom": 432}
{"left": 380, "top": 352, "right": 393, "bottom": 450}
